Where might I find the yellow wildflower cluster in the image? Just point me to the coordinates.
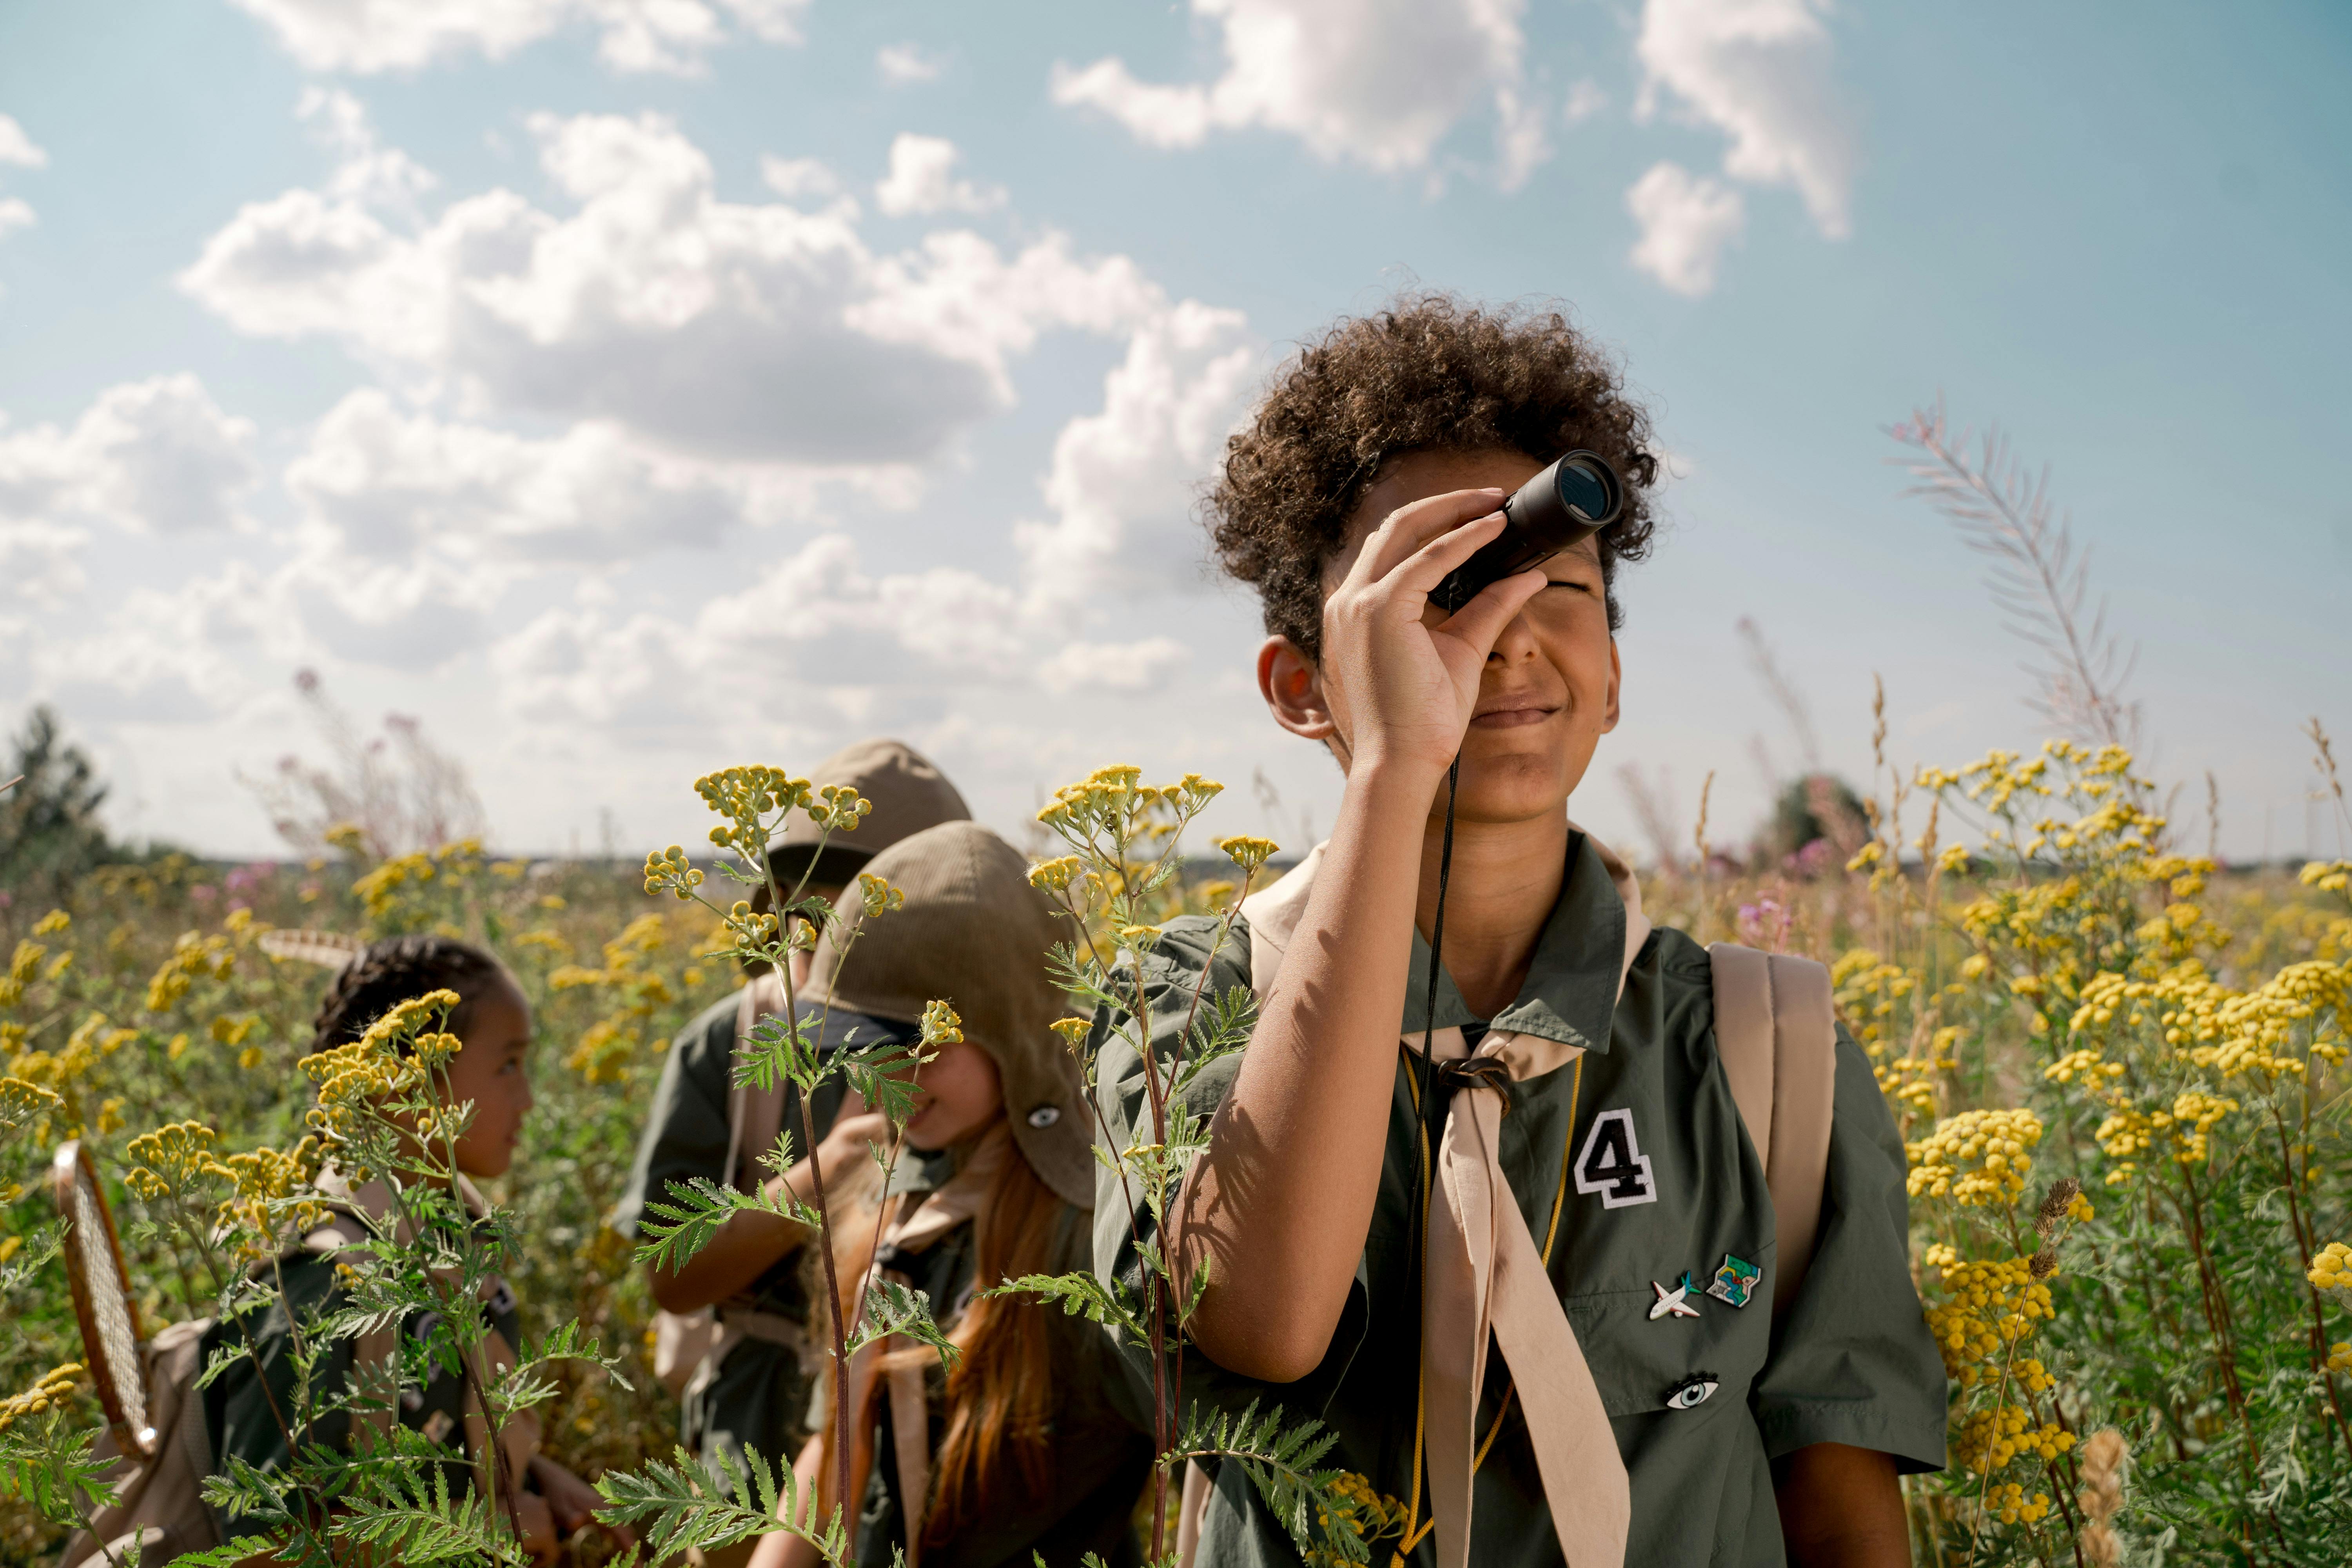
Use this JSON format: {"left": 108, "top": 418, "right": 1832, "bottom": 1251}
{"left": 1050, "top": 1017, "right": 1092, "bottom": 1049}
{"left": 1982, "top": 1481, "right": 2055, "bottom": 1526}
{"left": 2301, "top": 860, "right": 2352, "bottom": 897}
{"left": 351, "top": 838, "right": 485, "bottom": 920}
{"left": 299, "top": 990, "right": 455, "bottom": 1140}
{"left": 0, "top": 1073, "right": 64, "bottom": 1134}
{"left": 1954, "top": 1403, "right": 2076, "bottom": 1477}
{"left": 550, "top": 916, "right": 679, "bottom": 1085}
{"left": 2093, "top": 1090, "right": 2237, "bottom": 1181}
{"left": 919, "top": 999, "right": 964, "bottom": 1048}
{"left": 145, "top": 929, "right": 236, "bottom": 1012}
{"left": 8, "top": 1014, "right": 136, "bottom": 1139}
{"left": 1027, "top": 856, "right": 1084, "bottom": 895}
{"left": 642, "top": 844, "right": 704, "bottom": 899}
{"left": 1924, "top": 1256, "right": 2056, "bottom": 1384}
{"left": 857, "top": 872, "right": 904, "bottom": 918}
{"left": 1307, "top": 1470, "right": 1406, "bottom": 1566}
{"left": 2201, "top": 960, "right": 2352, "bottom": 1076}
{"left": 0, "top": 1364, "right": 82, "bottom": 1434}
{"left": 1831, "top": 950, "right": 1919, "bottom": 1054}
{"left": 1216, "top": 835, "right": 1280, "bottom": 873}
{"left": 1036, "top": 766, "right": 1223, "bottom": 838}
{"left": 1909, "top": 1109, "right": 2042, "bottom": 1205}
{"left": 125, "top": 1120, "right": 223, "bottom": 1202}
{"left": 212, "top": 1137, "right": 327, "bottom": 1248}
{"left": 695, "top": 765, "right": 867, "bottom": 854}
{"left": 2311, "top": 1240, "right": 2352, "bottom": 1311}
{"left": 2043, "top": 1047, "right": 2123, "bottom": 1086}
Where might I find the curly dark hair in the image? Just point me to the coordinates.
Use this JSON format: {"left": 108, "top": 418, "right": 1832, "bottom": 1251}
{"left": 311, "top": 935, "right": 510, "bottom": 1053}
{"left": 1207, "top": 294, "right": 1660, "bottom": 662}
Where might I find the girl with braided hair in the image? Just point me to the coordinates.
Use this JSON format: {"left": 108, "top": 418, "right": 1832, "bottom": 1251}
{"left": 201, "top": 935, "right": 616, "bottom": 1563}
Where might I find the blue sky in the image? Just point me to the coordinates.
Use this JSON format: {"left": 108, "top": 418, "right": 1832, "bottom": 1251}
{"left": 1, "top": 0, "right": 2345, "bottom": 865}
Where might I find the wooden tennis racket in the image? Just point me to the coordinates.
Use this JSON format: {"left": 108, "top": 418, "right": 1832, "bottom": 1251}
{"left": 51, "top": 1142, "right": 157, "bottom": 1461}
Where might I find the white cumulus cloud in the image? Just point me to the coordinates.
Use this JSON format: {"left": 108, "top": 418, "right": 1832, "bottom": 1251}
{"left": 0, "top": 198, "right": 33, "bottom": 241}
{"left": 1016, "top": 299, "right": 1256, "bottom": 610}
{"left": 1626, "top": 160, "right": 1744, "bottom": 296}
{"left": 0, "top": 114, "right": 44, "bottom": 168}
{"left": 1051, "top": 0, "right": 1538, "bottom": 184}
{"left": 874, "top": 134, "right": 1004, "bottom": 217}
{"left": 0, "top": 374, "right": 261, "bottom": 540}
{"left": 181, "top": 107, "right": 1158, "bottom": 468}
{"left": 225, "top": 0, "right": 808, "bottom": 76}
{"left": 1037, "top": 636, "right": 1188, "bottom": 694}
{"left": 877, "top": 43, "right": 943, "bottom": 84}
{"left": 1636, "top": 0, "right": 1854, "bottom": 238}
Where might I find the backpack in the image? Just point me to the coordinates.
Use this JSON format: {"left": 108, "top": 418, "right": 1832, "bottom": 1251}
{"left": 54, "top": 1232, "right": 398, "bottom": 1568}
{"left": 650, "top": 970, "right": 795, "bottom": 1399}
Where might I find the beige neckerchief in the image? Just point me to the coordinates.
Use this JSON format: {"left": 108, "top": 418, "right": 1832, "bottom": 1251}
{"left": 1240, "top": 828, "right": 1649, "bottom": 1568}
{"left": 307, "top": 1166, "right": 540, "bottom": 1504}
{"left": 838, "top": 1123, "right": 1012, "bottom": 1567}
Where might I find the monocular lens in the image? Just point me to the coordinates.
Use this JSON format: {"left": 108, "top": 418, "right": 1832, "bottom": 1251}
{"left": 1557, "top": 458, "right": 1616, "bottom": 523}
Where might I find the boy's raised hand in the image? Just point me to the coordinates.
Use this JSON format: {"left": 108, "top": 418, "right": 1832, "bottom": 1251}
{"left": 1318, "top": 486, "right": 1547, "bottom": 778}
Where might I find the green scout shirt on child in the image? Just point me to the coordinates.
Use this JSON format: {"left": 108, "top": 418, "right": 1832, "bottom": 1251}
{"left": 205, "top": 1187, "right": 532, "bottom": 1537}
{"left": 1090, "top": 833, "right": 1947, "bottom": 1568}
{"left": 615, "top": 993, "right": 877, "bottom": 1480}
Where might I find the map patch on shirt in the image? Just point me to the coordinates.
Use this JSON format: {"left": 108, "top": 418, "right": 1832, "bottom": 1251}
{"left": 1707, "top": 1253, "right": 1762, "bottom": 1308}
{"left": 1573, "top": 1107, "right": 1657, "bottom": 1208}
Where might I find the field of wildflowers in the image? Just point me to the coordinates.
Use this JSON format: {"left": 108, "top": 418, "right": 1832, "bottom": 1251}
{"left": 3, "top": 721, "right": 2349, "bottom": 1566}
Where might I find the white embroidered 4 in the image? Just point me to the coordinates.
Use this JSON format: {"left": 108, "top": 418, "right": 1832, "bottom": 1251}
{"left": 1573, "top": 1108, "right": 1657, "bottom": 1209}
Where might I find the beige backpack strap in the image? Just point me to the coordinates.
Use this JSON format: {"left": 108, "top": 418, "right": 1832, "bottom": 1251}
{"left": 1706, "top": 944, "right": 1837, "bottom": 1317}
{"left": 726, "top": 971, "right": 793, "bottom": 1191}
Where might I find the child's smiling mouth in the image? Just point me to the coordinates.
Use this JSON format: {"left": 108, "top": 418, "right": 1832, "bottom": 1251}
{"left": 1470, "top": 698, "right": 1559, "bottom": 729}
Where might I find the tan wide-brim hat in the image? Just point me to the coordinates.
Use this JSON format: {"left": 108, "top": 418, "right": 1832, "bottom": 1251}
{"left": 800, "top": 821, "right": 1091, "bottom": 1210}
{"left": 768, "top": 738, "right": 971, "bottom": 892}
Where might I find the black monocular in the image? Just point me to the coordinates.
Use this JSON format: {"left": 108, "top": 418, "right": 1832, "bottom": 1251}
{"left": 1430, "top": 448, "right": 1626, "bottom": 611}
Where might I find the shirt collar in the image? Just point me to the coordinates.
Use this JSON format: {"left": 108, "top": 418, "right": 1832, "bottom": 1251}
{"left": 1399, "top": 831, "right": 1638, "bottom": 1057}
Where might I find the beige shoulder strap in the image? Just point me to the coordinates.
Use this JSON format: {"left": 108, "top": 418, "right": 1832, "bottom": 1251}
{"left": 726, "top": 971, "right": 793, "bottom": 1191}
{"left": 1706, "top": 944, "right": 1837, "bottom": 1317}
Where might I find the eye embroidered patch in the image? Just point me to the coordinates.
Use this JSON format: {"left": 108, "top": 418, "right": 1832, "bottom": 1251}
{"left": 1664, "top": 1373, "right": 1719, "bottom": 1410}
{"left": 1573, "top": 1107, "right": 1657, "bottom": 1208}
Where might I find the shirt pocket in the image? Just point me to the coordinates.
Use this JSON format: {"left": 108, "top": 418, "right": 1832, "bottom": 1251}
{"left": 1564, "top": 1262, "right": 1775, "bottom": 1419}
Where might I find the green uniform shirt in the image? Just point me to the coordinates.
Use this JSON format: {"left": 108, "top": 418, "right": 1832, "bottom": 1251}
{"left": 850, "top": 1200, "right": 1150, "bottom": 1568}
{"left": 1091, "top": 835, "right": 1947, "bottom": 1567}
{"left": 201, "top": 1249, "right": 523, "bottom": 1533}
{"left": 615, "top": 993, "right": 926, "bottom": 1478}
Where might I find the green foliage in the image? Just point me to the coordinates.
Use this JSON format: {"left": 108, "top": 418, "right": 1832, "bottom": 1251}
{"left": 849, "top": 1280, "right": 960, "bottom": 1367}
{"left": 0, "top": 707, "right": 152, "bottom": 904}
{"left": 1167, "top": 1400, "right": 1357, "bottom": 1563}
{"left": 594, "top": 1445, "right": 844, "bottom": 1563}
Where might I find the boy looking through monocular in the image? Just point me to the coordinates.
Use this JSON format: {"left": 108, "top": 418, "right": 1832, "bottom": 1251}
{"left": 1090, "top": 298, "right": 1946, "bottom": 1567}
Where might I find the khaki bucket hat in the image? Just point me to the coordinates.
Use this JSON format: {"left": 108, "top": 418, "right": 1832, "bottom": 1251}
{"left": 767, "top": 739, "right": 970, "bottom": 891}
{"left": 800, "top": 821, "right": 1091, "bottom": 1209}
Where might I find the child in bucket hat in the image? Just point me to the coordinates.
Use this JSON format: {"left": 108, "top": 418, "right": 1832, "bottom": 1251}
{"left": 613, "top": 740, "right": 971, "bottom": 1568}
{"left": 755, "top": 821, "right": 1148, "bottom": 1568}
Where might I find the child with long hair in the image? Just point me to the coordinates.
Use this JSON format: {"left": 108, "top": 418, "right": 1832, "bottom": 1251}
{"left": 201, "top": 935, "right": 613, "bottom": 1563}
{"left": 753, "top": 822, "right": 1150, "bottom": 1568}
{"left": 616, "top": 739, "right": 972, "bottom": 1568}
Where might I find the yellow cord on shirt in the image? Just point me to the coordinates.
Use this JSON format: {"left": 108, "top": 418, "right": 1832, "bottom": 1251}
{"left": 1396, "top": 1051, "right": 1584, "bottom": 1558}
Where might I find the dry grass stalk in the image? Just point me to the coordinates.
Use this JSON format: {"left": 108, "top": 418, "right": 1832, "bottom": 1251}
{"left": 2077, "top": 1427, "right": 2128, "bottom": 1565}
{"left": 1887, "top": 399, "right": 2140, "bottom": 748}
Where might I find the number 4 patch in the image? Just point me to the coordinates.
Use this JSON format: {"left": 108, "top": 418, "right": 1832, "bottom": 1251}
{"left": 1573, "top": 1108, "right": 1657, "bottom": 1208}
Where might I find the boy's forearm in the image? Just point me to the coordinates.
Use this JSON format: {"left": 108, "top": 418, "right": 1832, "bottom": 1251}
{"left": 1773, "top": 1444, "right": 1911, "bottom": 1568}
{"left": 647, "top": 1205, "right": 811, "bottom": 1312}
{"left": 1178, "top": 757, "right": 1439, "bottom": 1381}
